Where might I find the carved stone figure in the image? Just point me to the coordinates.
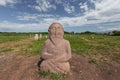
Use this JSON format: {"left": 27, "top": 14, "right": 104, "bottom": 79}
{"left": 39, "top": 23, "right": 71, "bottom": 73}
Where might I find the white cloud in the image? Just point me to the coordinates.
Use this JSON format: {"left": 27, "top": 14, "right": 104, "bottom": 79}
{"left": 55, "top": 0, "right": 62, "bottom": 4}
{"left": 16, "top": 13, "right": 59, "bottom": 21}
{"left": 31, "top": 0, "right": 76, "bottom": 14}
{"left": 0, "top": 21, "right": 49, "bottom": 32}
{"left": 64, "top": 4, "right": 75, "bottom": 13}
{"left": 0, "top": 0, "right": 17, "bottom": 6}
{"left": 17, "top": 15, "right": 37, "bottom": 21}
{"left": 52, "top": 0, "right": 76, "bottom": 14}
{"left": 81, "top": 0, "right": 120, "bottom": 25}
{"left": 34, "top": 0, "right": 56, "bottom": 12}
{"left": 1, "top": 13, "right": 120, "bottom": 32}
{"left": 41, "top": 0, "right": 120, "bottom": 31}
{"left": 0, "top": 16, "right": 88, "bottom": 32}
{"left": 106, "top": 26, "right": 120, "bottom": 31}
{"left": 93, "top": 0, "right": 120, "bottom": 15}
{"left": 0, "top": 0, "right": 120, "bottom": 32}
{"left": 79, "top": 2, "right": 89, "bottom": 12}
{"left": 98, "top": 25, "right": 120, "bottom": 31}
{"left": 42, "top": 16, "right": 87, "bottom": 27}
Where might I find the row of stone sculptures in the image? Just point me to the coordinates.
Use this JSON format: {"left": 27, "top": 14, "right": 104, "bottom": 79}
{"left": 38, "top": 23, "right": 71, "bottom": 74}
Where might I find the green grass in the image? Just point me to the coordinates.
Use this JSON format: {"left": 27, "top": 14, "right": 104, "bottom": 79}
{"left": 39, "top": 71, "right": 67, "bottom": 80}
{"left": 19, "top": 34, "right": 120, "bottom": 62}
{"left": 89, "top": 59, "right": 99, "bottom": 65}
{"left": 64, "top": 34, "right": 120, "bottom": 63}
{"left": 0, "top": 48, "right": 13, "bottom": 53}
{"left": 1, "top": 34, "right": 120, "bottom": 63}
{"left": 0, "top": 36, "right": 29, "bottom": 43}
{"left": 21, "top": 38, "right": 47, "bottom": 56}
{"left": 65, "top": 34, "right": 99, "bottom": 55}
{"left": 69, "top": 34, "right": 120, "bottom": 55}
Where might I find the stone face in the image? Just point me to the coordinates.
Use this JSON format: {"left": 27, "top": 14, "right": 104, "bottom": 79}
{"left": 39, "top": 23, "right": 71, "bottom": 73}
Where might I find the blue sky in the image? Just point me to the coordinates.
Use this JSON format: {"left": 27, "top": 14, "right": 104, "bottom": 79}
{"left": 0, "top": 0, "right": 120, "bottom": 32}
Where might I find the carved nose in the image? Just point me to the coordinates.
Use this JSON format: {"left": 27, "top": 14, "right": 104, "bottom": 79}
{"left": 55, "top": 29, "right": 57, "bottom": 35}
{"left": 55, "top": 28, "right": 57, "bottom": 35}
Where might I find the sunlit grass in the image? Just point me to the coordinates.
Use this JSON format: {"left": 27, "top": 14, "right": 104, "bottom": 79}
{"left": 0, "top": 36, "right": 29, "bottom": 43}
{"left": 0, "top": 48, "right": 13, "bottom": 53}
{"left": 1, "top": 33, "right": 120, "bottom": 63}
{"left": 20, "top": 34, "right": 120, "bottom": 58}
{"left": 38, "top": 71, "right": 67, "bottom": 80}
{"left": 21, "top": 38, "right": 47, "bottom": 56}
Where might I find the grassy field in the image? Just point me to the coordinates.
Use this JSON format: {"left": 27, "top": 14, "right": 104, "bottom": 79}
{"left": 21, "top": 34, "right": 120, "bottom": 63}
{"left": 0, "top": 33, "right": 120, "bottom": 63}
{"left": 0, "top": 35, "right": 29, "bottom": 43}
{"left": 0, "top": 33, "right": 120, "bottom": 80}
{"left": 67, "top": 34, "right": 120, "bottom": 55}
{"left": 65, "top": 34, "right": 120, "bottom": 63}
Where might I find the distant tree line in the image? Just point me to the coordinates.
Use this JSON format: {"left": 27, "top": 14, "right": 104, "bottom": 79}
{"left": 64, "top": 31, "right": 98, "bottom": 35}
{"left": 64, "top": 30, "right": 120, "bottom": 36}
{"left": 0, "top": 30, "right": 120, "bottom": 36}
{"left": 0, "top": 32, "right": 48, "bottom": 36}
{"left": 109, "top": 30, "right": 120, "bottom": 36}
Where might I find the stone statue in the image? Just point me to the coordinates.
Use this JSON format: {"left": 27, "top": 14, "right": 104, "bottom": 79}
{"left": 39, "top": 23, "right": 71, "bottom": 73}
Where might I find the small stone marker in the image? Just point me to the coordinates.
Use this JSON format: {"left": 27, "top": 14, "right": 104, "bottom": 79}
{"left": 39, "top": 23, "right": 71, "bottom": 73}
{"left": 45, "top": 35, "right": 48, "bottom": 38}
{"left": 34, "top": 34, "right": 39, "bottom": 40}
{"left": 39, "top": 34, "right": 42, "bottom": 39}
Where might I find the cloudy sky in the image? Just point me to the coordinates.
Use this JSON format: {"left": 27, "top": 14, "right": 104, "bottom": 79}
{"left": 0, "top": 0, "right": 120, "bottom": 32}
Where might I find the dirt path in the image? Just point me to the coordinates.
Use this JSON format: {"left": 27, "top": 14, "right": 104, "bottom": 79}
{"left": 0, "top": 51, "right": 119, "bottom": 80}
{"left": 0, "top": 38, "right": 34, "bottom": 49}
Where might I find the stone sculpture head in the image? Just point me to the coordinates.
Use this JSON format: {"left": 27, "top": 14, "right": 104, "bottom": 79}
{"left": 48, "top": 23, "right": 64, "bottom": 39}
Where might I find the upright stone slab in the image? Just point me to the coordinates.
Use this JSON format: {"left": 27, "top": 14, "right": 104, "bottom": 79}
{"left": 39, "top": 23, "right": 71, "bottom": 73}
{"left": 39, "top": 34, "right": 42, "bottom": 39}
{"left": 45, "top": 35, "right": 48, "bottom": 38}
{"left": 34, "top": 34, "right": 39, "bottom": 40}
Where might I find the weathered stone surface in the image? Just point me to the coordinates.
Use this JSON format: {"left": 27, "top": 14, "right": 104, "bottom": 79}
{"left": 39, "top": 23, "right": 71, "bottom": 73}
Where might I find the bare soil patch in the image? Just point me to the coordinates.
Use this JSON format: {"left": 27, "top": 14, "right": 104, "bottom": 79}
{"left": 0, "top": 52, "right": 119, "bottom": 80}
